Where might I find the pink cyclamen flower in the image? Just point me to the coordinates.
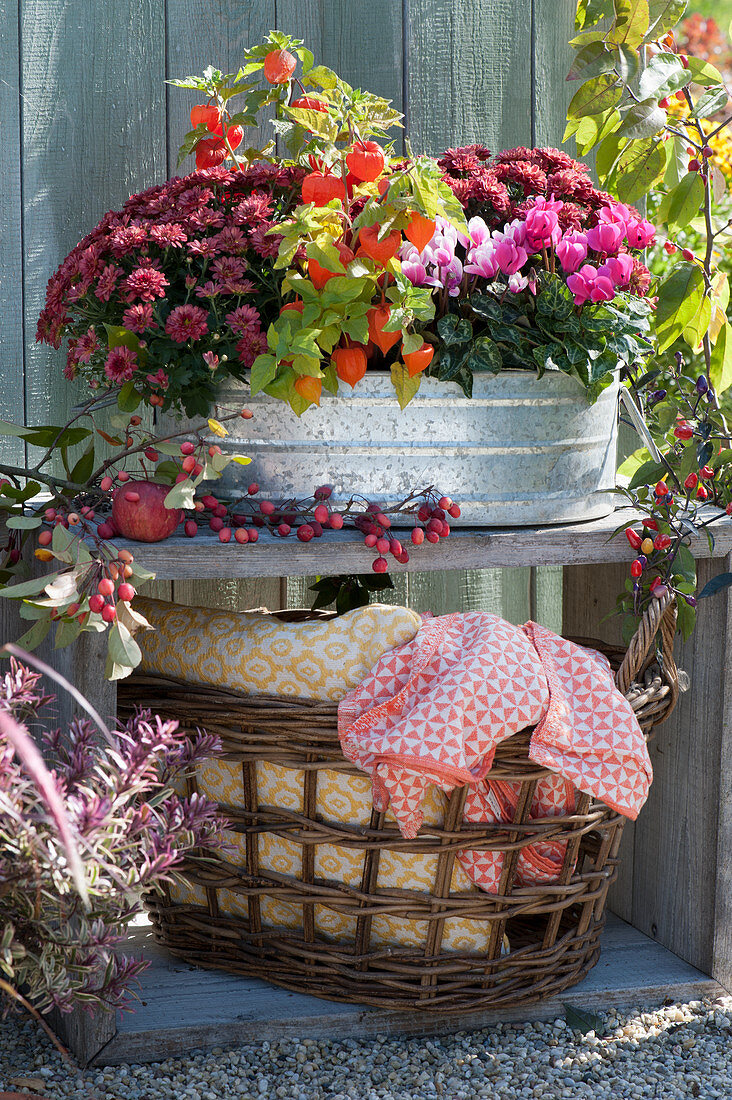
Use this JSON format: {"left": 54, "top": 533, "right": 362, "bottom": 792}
{"left": 507, "top": 272, "right": 530, "bottom": 293}
{"left": 494, "top": 237, "right": 528, "bottom": 276}
{"left": 104, "top": 345, "right": 137, "bottom": 384}
{"left": 586, "top": 222, "right": 624, "bottom": 255}
{"left": 598, "top": 201, "right": 635, "bottom": 227}
{"left": 165, "top": 304, "right": 209, "bottom": 343}
{"left": 625, "top": 217, "right": 656, "bottom": 249}
{"left": 524, "top": 206, "right": 559, "bottom": 251}
{"left": 598, "top": 253, "right": 634, "bottom": 288}
{"left": 467, "top": 216, "right": 492, "bottom": 247}
{"left": 555, "top": 231, "right": 588, "bottom": 274}
{"left": 566, "top": 264, "right": 616, "bottom": 305}
{"left": 464, "top": 243, "right": 500, "bottom": 279}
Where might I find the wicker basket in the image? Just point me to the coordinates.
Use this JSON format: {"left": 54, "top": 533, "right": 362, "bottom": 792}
{"left": 118, "top": 596, "right": 679, "bottom": 1012}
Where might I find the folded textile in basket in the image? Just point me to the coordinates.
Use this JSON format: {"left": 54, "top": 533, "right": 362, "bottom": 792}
{"left": 338, "top": 612, "right": 652, "bottom": 892}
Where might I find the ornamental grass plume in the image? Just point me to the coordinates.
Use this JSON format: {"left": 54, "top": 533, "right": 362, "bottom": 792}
{"left": 0, "top": 655, "right": 226, "bottom": 1018}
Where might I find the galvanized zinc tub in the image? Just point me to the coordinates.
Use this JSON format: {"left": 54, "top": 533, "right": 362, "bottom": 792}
{"left": 213, "top": 369, "right": 619, "bottom": 526}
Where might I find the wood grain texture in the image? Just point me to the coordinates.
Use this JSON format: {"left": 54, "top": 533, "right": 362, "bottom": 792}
{"left": 713, "top": 554, "right": 732, "bottom": 992}
{"left": 562, "top": 564, "right": 633, "bottom": 922}
{"left": 20, "top": 0, "right": 166, "bottom": 441}
{"left": 77, "top": 913, "right": 722, "bottom": 1066}
{"left": 165, "top": 0, "right": 275, "bottom": 175}
{"left": 0, "top": 0, "right": 25, "bottom": 465}
{"left": 532, "top": 0, "right": 576, "bottom": 147}
{"left": 105, "top": 511, "right": 732, "bottom": 579}
{"left": 407, "top": 0, "right": 532, "bottom": 156}
{"left": 630, "top": 557, "right": 726, "bottom": 977}
{"left": 47, "top": 1004, "right": 116, "bottom": 1069}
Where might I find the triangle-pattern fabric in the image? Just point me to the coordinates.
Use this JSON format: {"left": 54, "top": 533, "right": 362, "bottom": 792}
{"left": 338, "top": 612, "right": 652, "bottom": 892}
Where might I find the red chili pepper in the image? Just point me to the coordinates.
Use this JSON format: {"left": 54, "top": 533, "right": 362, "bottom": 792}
{"left": 654, "top": 533, "right": 672, "bottom": 551}
{"left": 626, "top": 528, "right": 643, "bottom": 550}
{"left": 655, "top": 481, "right": 668, "bottom": 497}
{"left": 630, "top": 559, "right": 643, "bottom": 578}
{"left": 684, "top": 472, "right": 698, "bottom": 490}
{"left": 700, "top": 465, "right": 715, "bottom": 480}
{"left": 642, "top": 518, "right": 658, "bottom": 531}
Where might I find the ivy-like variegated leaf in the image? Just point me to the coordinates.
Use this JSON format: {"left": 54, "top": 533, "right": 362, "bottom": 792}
{"left": 437, "top": 314, "right": 472, "bottom": 346}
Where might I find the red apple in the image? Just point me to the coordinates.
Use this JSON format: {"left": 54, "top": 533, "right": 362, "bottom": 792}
{"left": 111, "top": 480, "right": 182, "bottom": 542}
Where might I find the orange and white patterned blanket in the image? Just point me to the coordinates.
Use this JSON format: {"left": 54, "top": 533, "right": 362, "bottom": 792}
{"left": 338, "top": 612, "right": 652, "bottom": 892}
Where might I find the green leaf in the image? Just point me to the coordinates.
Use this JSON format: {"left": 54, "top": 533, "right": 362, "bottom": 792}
{"left": 685, "top": 56, "right": 724, "bottom": 86}
{"left": 163, "top": 480, "right": 195, "bottom": 510}
{"left": 469, "top": 294, "right": 503, "bottom": 323}
{"left": 595, "top": 129, "right": 629, "bottom": 183}
{"left": 0, "top": 572, "right": 60, "bottom": 599}
{"left": 710, "top": 322, "right": 732, "bottom": 396}
{"left": 647, "top": 0, "right": 687, "bottom": 37}
{"left": 567, "top": 41, "right": 619, "bottom": 81}
{"left": 5, "top": 515, "right": 42, "bottom": 530}
{"left": 567, "top": 74, "right": 623, "bottom": 119}
{"left": 565, "top": 1003, "right": 605, "bottom": 1035}
{"left": 117, "top": 381, "right": 141, "bottom": 413}
{"left": 675, "top": 543, "right": 697, "bottom": 585}
{"left": 575, "top": 107, "right": 622, "bottom": 155}
{"left": 69, "top": 445, "right": 96, "bottom": 486}
{"left": 608, "top": 0, "right": 649, "bottom": 48}
{"left": 13, "top": 617, "right": 52, "bottom": 652}
{"left": 437, "top": 314, "right": 472, "bottom": 346}
{"left": 659, "top": 171, "right": 705, "bottom": 232}
{"left": 683, "top": 294, "right": 711, "bottom": 349}
{"left": 655, "top": 263, "right": 705, "bottom": 353}
{"left": 617, "top": 98, "right": 666, "bottom": 140}
{"left": 615, "top": 137, "right": 666, "bottom": 201}
{"left": 698, "top": 572, "right": 732, "bottom": 600}
{"left": 463, "top": 336, "right": 503, "bottom": 374}
{"left": 390, "top": 362, "right": 421, "bottom": 410}
{"left": 691, "top": 86, "right": 730, "bottom": 120}
{"left": 617, "top": 446, "right": 653, "bottom": 479}
{"left": 250, "top": 353, "right": 278, "bottom": 396}
{"left": 106, "top": 619, "right": 142, "bottom": 675}
{"left": 663, "top": 133, "right": 689, "bottom": 188}
{"left": 638, "top": 52, "right": 689, "bottom": 100}
{"left": 628, "top": 459, "right": 669, "bottom": 490}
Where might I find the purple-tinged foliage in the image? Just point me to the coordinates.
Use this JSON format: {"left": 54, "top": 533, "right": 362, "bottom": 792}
{"left": 0, "top": 657, "right": 227, "bottom": 1017}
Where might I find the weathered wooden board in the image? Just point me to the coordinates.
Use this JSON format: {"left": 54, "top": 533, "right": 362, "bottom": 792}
{"left": 50, "top": 912, "right": 723, "bottom": 1067}
{"left": 0, "top": 0, "right": 25, "bottom": 467}
{"left": 19, "top": 0, "right": 167, "bottom": 447}
{"left": 104, "top": 511, "right": 732, "bottom": 579}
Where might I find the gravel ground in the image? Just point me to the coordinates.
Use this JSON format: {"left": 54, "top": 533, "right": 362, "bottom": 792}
{"left": 1, "top": 995, "right": 731, "bottom": 1100}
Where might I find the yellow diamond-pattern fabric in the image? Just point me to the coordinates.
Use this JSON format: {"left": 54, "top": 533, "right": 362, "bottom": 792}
{"left": 135, "top": 597, "right": 422, "bottom": 701}
{"left": 144, "top": 598, "right": 492, "bottom": 951}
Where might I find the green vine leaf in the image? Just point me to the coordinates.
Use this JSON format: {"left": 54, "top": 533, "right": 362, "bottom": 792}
{"left": 614, "top": 137, "right": 666, "bottom": 201}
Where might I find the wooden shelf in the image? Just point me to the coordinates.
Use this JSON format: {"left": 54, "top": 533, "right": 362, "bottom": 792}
{"left": 114, "top": 508, "right": 732, "bottom": 580}
{"left": 55, "top": 913, "right": 724, "bottom": 1067}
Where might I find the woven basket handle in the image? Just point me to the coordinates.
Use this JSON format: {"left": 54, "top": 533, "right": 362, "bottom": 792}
{"left": 615, "top": 592, "right": 678, "bottom": 707}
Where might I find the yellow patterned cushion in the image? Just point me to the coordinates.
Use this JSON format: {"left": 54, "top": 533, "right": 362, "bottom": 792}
{"left": 134, "top": 597, "right": 421, "bottom": 701}
{"left": 169, "top": 759, "right": 495, "bottom": 953}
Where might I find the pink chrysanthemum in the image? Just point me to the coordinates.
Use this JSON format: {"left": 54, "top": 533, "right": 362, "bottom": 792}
{"left": 212, "top": 255, "right": 247, "bottom": 283}
{"left": 235, "top": 329, "right": 268, "bottom": 368}
{"left": 195, "top": 281, "right": 224, "bottom": 299}
{"left": 248, "top": 225, "right": 281, "bottom": 258}
{"left": 96, "top": 264, "right": 122, "bottom": 302}
{"left": 165, "top": 304, "right": 209, "bottom": 343}
{"left": 186, "top": 238, "right": 219, "bottom": 258}
{"left": 124, "top": 266, "right": 169, "bottom": 301}
{"left": 75, "top": 327, "right": 100, "bottom": 364}
{"left": 122, "top": 303, "right": 156, "bottom": 333}
{"left": 149, "top": 223, "right": 187, "bottom": 247}
{"left": 104, "top": 345, "right": 137, "bottom": 384}
{"left": 225, "top": 304, "right": 261, "bottom": 335}
{"left": 109, "top": 225, "right": 148, "bottom": 257}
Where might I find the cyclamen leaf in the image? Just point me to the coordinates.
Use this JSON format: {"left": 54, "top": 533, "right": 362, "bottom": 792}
{"left": 437, "top": 314, "right": 472, "bottom": 346}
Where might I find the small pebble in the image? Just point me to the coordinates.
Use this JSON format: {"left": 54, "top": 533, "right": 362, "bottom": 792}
{"left": 1, "top": 996, "right": 731, "bottom": 1099}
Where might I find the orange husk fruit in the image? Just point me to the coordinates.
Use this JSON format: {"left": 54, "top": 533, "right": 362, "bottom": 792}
{"left": 405, "top": 211, "right": 436, "bottom": 254}
{"left": 367, "top": 304, "right": 401, "bottom": 356}
{"left": 403, "top": 342, "right": 434, "bottom": 377}
{"left": 294, "top": 375, "right": 322, "bottom": 405}
{"left": 332, "top": 343, "right": 368, "bottom": 388}
{"left": 358, "top": 224, "right": 401, "bottom": 267}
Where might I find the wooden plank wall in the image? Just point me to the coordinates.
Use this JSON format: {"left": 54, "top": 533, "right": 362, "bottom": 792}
{"left": 1, "top": 0, "right": 575, "bottom": 628}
